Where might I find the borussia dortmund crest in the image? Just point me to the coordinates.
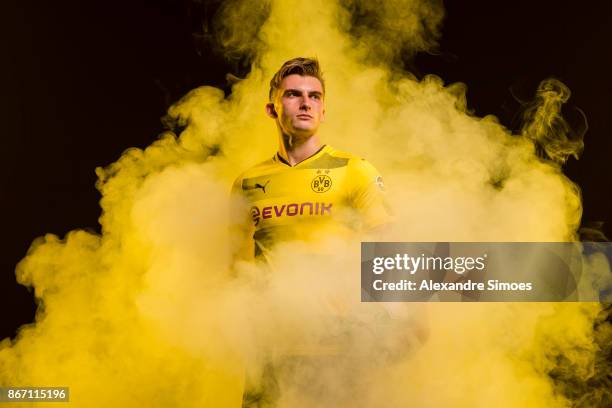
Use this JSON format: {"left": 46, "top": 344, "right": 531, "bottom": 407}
{"left": 311, "top": 173, "right": 332, "bottom": 193}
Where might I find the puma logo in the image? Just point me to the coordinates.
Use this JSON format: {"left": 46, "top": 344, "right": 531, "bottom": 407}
{"left": 244, "top": 180, "right": 270, "bottom": 193}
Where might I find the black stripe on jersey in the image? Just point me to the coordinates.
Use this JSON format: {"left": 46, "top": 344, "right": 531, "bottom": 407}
{"left": 299, "top": 153, "right": 349, "bottom": 169}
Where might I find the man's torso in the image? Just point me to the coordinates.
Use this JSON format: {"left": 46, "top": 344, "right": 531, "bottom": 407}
{"left": 231, "top": 145, "right": 390, "bottom": 259}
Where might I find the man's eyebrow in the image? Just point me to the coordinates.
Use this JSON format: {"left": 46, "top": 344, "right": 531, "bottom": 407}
{"left": 283, "top": 88, "right": 302, "bottom": 94}
{"left": 282, "top": 89, "right": 323, "bottom": 95}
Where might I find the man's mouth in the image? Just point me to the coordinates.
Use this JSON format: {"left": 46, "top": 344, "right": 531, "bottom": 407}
{"left": 296, "top": 114, "right": 313, "bottom": 119}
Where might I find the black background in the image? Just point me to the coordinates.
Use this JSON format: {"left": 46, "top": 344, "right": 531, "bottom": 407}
{"left": 2, "top": 0, "right": 611, "bottom": 339}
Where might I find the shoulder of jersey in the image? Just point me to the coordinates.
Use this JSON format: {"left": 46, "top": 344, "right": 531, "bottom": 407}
{"left": 235, "top": 156, "right": 279, "bottom": 181}
{"left": 326, "top": 146, "right": 377, "bottom": 173}
{"left": 325, "top": 146, "right": 365, "bottom": 166}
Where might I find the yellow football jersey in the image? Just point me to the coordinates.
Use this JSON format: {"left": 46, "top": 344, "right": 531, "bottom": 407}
{"left": 230, "top": 145, "right": 391, "bottom": 261}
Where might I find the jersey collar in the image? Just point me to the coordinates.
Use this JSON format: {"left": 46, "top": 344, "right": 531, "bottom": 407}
{"left": 275, "top": 144, "right": 330, "bottom": 168}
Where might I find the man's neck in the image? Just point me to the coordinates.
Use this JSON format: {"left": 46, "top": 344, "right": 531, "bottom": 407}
{"left": 278, "top": 133, "right": 322, "bottom": 166}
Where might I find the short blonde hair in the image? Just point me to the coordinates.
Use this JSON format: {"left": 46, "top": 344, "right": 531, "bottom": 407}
{"left": 269, "top": 57, "right": 325, "bottom": 101}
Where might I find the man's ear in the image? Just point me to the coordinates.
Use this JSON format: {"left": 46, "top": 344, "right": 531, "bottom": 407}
{"left": 265, "top": 103, "right": 278, "bottom": 118}
{"left": 320, "top": 107, "right": 326, "bottom": 123}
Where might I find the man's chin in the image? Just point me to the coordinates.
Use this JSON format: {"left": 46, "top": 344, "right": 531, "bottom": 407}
{"left": 294, "top": 129, "right": 318, "bottom": 139}
{"left": 287, "top": 122, "right": 312, "bottom": 132}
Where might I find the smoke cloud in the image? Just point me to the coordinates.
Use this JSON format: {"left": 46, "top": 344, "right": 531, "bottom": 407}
{"left": 1, "top": 0, "right": 609, "bottom": 407}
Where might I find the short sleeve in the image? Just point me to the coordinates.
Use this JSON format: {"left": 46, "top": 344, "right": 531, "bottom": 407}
{"left": 229, "top": 174, "right": 255, "bottom": 262}
{"left": 349, "top": 159, "right": 394, "bottom": 231}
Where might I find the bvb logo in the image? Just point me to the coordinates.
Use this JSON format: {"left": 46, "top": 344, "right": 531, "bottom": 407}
{"left": 311, "top": 174, "right": 332, "bottom": 193}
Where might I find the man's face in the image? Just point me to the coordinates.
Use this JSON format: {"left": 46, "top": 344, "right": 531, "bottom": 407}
{"left": 267, "top": 74, "right": 325, "bottom": 138}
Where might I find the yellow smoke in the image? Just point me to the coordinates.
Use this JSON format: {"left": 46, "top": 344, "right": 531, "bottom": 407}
{"left": 1, "top": 0, "right": 609, "bottom": 407}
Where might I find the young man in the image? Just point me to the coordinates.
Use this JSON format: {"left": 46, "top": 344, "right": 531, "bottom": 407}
{"left": 230, "top": 57, "right": 392, "bottom": 264}
{"left": 230, "top": 58, "right": 423, "bottom": 407}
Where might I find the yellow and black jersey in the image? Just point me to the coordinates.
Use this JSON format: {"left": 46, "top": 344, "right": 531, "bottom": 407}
{"left": 230, "top": 145, "right": 392, "bottom": 261}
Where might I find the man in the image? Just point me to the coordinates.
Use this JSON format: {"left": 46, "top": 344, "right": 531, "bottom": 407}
{"left": 230, "top": 57, "right": 392, "bottom": 265}
{"left": 229, "top": 57, "right": 413, "bottom": 407}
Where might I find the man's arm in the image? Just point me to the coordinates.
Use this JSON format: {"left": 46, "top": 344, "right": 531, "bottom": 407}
{"left": 350, "top": 159, "right": 429, "bottom": 345}
{"left": 229, "top": 176, "right": 255, "bottom": 269}
{"left": 349, "top": 158, "right": 394, "bottom": 234}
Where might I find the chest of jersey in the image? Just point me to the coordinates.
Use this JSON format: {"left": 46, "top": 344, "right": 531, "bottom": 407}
{"left": 242, "top": 166, "right": 352, "bottom": 229}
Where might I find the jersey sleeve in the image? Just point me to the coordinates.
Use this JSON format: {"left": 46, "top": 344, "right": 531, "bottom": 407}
{"left": 229, "top": 174, "right": 255, "bottom": 263}
{"left": 348, "top": 159, "right": 394, "bottom": 231}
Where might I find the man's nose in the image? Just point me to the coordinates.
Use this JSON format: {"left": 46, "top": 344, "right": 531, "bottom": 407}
{"left": 299, "top": 97, "right": 312, "bottom": 110}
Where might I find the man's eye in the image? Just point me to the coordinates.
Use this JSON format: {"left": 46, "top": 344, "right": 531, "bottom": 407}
{"left": 311, "top": 94, "right": 320, "bottom": 100}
